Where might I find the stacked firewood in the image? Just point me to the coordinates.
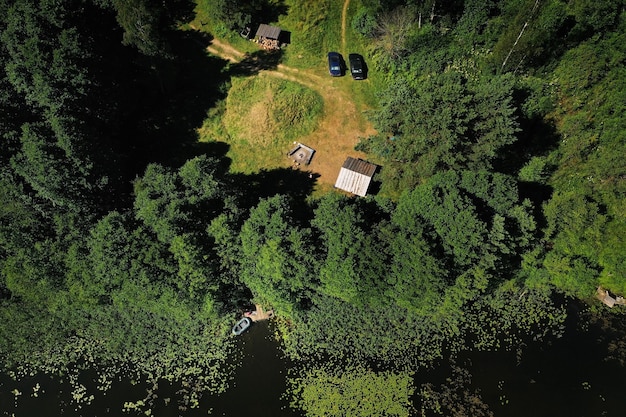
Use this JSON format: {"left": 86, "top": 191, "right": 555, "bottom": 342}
{"left": 259, "top": 38, "right": 280, "bottom": 50}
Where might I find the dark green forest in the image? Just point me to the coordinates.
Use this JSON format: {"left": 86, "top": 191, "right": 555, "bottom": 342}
{"left": 1, "top": 0, "right": 625, "bottom": 415}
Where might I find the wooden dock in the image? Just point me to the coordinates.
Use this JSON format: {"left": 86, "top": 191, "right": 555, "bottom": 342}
{"left": 244, "top": 304, "right": 274, "bottom": 322}
{"left": 597, "top": 286, "right": 626, "bottom": 308}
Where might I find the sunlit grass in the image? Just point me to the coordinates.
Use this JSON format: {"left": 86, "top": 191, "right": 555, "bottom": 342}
{"left": 278, "top": 0, "right": 343, "bottom": 70}
{"left": 199, "top": 74, "right": 323, "bottom": 173}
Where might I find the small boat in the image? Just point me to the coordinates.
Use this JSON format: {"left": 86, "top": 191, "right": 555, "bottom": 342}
{"left": 232, "top": 317, "right": 252, "bottom": 335}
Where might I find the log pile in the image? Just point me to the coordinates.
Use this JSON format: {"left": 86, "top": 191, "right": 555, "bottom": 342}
{"left": 258, "top": 37, "right": 280, "bottom": 50}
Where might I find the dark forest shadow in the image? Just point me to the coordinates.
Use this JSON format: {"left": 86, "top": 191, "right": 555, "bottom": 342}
{"left": 231, "top": 168, "right": 318, "bottom": 210}
{"left": 103, "top": 29, "right": 232, "bottom": 179}
{"left": 243, "top": 0, "right": 289, "bottom": 28}
{"left": 495, "top": 86, "right": 561, "bottom": 176}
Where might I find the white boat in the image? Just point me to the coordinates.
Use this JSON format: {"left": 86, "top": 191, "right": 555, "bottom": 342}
{"left": 232, "top": 317, "right": 252, "bottom": 335}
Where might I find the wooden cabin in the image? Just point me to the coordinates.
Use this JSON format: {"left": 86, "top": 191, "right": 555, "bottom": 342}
{"left": 334, "top": 157, "right": 377, "bottom": 197}
{"left": 254, "top": 24, "right": 282, "bottom": 50}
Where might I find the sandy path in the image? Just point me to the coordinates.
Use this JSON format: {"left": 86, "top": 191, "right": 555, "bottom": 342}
{"left": 341, "top": 0, "right": 351, "bottom": 54}
{"left": 206, "top": 35, "right": 375, "bottom": 185}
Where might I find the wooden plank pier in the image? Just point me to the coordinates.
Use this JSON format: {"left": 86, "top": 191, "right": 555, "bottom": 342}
{"left": 244, "top": 304, "right": 275, "bottom": 322}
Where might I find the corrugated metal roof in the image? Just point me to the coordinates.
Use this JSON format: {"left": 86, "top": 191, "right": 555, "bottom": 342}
{"left": 342, "top": 157, "right": 377, "bottom": 177}
{"left": 334, "top": 157, "right": 377, "bottom": 197}
{"left": 255, "top": 24, "right": 282, "bottom": 40}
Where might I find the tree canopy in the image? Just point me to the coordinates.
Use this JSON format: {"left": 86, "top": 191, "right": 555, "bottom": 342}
{"left": 1, "top": 0, "right": 625, "bottom": 414}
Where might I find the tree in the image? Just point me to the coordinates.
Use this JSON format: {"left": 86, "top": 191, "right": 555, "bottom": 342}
{"left": 64, "top": 211, "right": 177, "bottom": 307}
{"left": 100, "top": 0, "right": 194, "bottom": 56}
{"left": 133, "top": 155, "right": 227, "bottom": 243}
{"left": 311, "top": 194, "right": 389, "bottom": 306}
{"left": 11, "top": 122, "right": 97, "bottom": 213}
{"left": 2, "top": 0, "right": 115, "bottom": 213}
{"left": 212, "top": 0, "right": 252, "bottom": 30}
{"left": 360, "top": 72, "right": 519, "bottom": 191}
{"left": 380, "top": 220, "right": 448, "bottom": 315}
{"left": 393, "top": 170, "right": 536, "bottom": 292}
{"left": 538, "top": 26, "right": 626, "bottom": 297}
{"left": 170, "top": 232, "right": 220, "bottom": 302}
{"left": 372, "top": 6, "right": 418, "bottom": 64}
{"left": 239, "top": 195, "right": 319, "bottom": 315}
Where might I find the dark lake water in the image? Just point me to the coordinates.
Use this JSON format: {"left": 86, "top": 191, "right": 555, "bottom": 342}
{"left": 1, "top": 314, "right": 625, "bottom": 416}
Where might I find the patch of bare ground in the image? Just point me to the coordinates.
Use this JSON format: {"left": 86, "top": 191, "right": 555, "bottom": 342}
{"left": 207, "top": 38, "right": 245, "bottom": 62}
{"left": 206, "top": 35, "right": 376, "bottom": 186}
{"left": 201, "top": 0, "right": 375, "bottom": 185}
{"left": 341, "top": 0, "right": 351, "bottom": 53}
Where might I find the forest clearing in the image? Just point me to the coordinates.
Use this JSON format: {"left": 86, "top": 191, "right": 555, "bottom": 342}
{"left": 1, "top": 0, "right": 626, "bottom": 416}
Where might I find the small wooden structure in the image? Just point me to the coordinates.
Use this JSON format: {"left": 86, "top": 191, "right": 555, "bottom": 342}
{"left": 334, "top": 157, "right": 377, "bottom": 197}
{"left": 244, "top": 304, "right": 274, "bottom": 322}
{"left": 254, "top": 24, "right": 282, "bottom": 50}
{"left": 287, "top": 142, "right": 315, "bottom": 166}
{"left": 597, "top": 286, "right": 626, "bottom": 308}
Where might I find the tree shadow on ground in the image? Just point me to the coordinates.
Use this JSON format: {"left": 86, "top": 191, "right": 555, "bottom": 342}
{"left": 231, "top": 168, "right": 318, "bottom": 211}
{"left": 229, "top": 49, "right": 284, "bottom": 77}
{"left": 107, "top": 29, "right": 232, "bottom": 178}
{"left": 238, "top": 0, "right": 289, "bottom": 28}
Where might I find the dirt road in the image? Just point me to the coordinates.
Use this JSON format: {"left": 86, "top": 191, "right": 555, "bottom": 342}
{"left": 206, "top": 35, "right": 375, "bottom": 186}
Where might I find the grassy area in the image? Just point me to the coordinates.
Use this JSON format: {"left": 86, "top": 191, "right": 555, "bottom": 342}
{"left": 342, "top": 0, "right": 384, "bottom": 111}
{"left": 191, "top": 0, "right": 383, "bottom": 181}
{"left": 278, "top": 0, "right": 343, "bottom": 70}
{"left": 278, "top": 0, "right": 382, "bottom": 111}
{"left": 199, "top": 74, "right": 323, "bottom": 173}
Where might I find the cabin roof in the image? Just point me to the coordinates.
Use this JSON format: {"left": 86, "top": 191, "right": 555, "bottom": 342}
{"left": 334, "top": 157, "right": 377, "bottom": 197}
{"left": 255, "top": 24, "right": 282, "bottom": 40}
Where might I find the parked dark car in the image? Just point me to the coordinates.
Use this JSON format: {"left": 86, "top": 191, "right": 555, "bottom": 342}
{"left": 327, "top": 51, "right": 344, "bottom": 76}
{"left": 348, "top": 53, "right": 366, "bottom": 80}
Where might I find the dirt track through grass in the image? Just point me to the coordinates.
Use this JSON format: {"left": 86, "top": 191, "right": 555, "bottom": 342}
{"left": 341, "top": 0, "right": 350, "bottom": 54}
{"left": 206, "top": 34, "right": 375, "bottom": 187}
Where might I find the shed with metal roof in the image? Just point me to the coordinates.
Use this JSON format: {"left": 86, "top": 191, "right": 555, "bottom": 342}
{"left": 334, "top": 157, "right": 377, "bottom": 197}
{"left": 255, "top": 24, "right": 282, "bottom": 40}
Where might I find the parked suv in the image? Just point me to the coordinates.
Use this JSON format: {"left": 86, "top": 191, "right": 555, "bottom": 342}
{"left": 348, "top": 53, "right": 366, "bottom": 80}
{"left": 327, "top": 52, "right": 344, "bottom": 76}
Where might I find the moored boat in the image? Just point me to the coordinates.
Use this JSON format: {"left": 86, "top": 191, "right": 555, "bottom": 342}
{"left": 232, "top": 317, "right": 252, "bottom": 335}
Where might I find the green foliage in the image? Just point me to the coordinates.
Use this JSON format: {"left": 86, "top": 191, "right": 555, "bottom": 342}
{"left": 281, "top": 293, "right": 449, "bottom": 367}
{"left": 519, "top": 156, "right": 550, "bottom": 182}
{"left": 279, "top": 0, "right": 341, "bottom": 68}
{"left": 65, "top": 211, "right": 177, "bottom": 306}
{"left": 106, "top": 0, "right": 192, "bottom": 56}
{"left": 380, "top": 220, "right": 447, "bottom": 315}
{"left": 289, "top": 364, "right": 416, "bottom": 417}
{"left": 1, "top": 0, "right": 111, "bottom": 213}
{"left": 311, "top": 194, "right": 389, "bottom": 306}
{"left": 566, "top": 0, "right": 626, "bottom": 34}
{"left": 541, "top": 192, "right": 605, "bottom": 297}
{"left": 110, "top": 0, "right": 166, "bottom": 56}
{"left": 239, "top": 195, "right": 319, "bottom": 316}
{"left": 539, "top": 24, "right": 626, "bottom": 297}
{"left": 11, "top": 122, "right": 97, "bottom": 212}
{"left": 464, "top": 284, "right": 567, "bottom": 350}
{"left": 352, "top": 7, "right": 378, "bottom": 38}
{"left": 133, "top": 155, "right": 226, "bottom": 243}
{"left": 370, "top": 6, "right": 419, "bottom": 68}
{"left": 0, "top": 173, "right": 47, "bottom": 257}
{"left": 1, "top": 0, "right": 625, "bottom": 412}
{"left": 362, "top": 72, "right": 519, "bottom": 192}
{"left": 209, "top": 0, "right": 254, "bottom": 30}
{"left": 395, "top": 171, "right": 535, "bottom": 276}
